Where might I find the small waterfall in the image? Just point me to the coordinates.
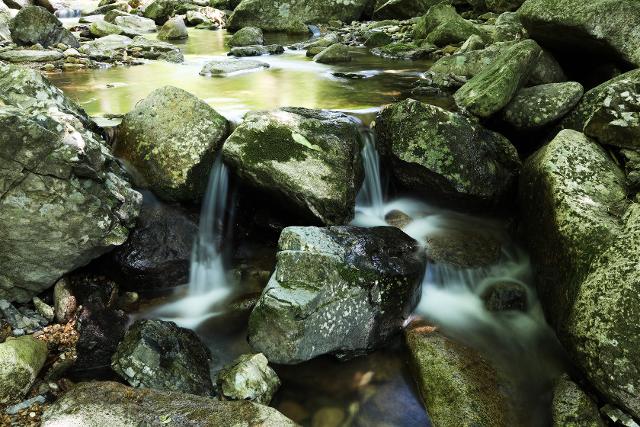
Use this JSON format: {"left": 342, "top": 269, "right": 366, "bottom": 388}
{"left": 352, "top": 127, "right": 387, "bottom": 226}
{"left": 153, "top": 156, "right": 233, "bottom": 329}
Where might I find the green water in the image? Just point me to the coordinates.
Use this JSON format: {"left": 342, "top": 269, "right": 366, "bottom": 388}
{"left": 48, "top": 29, "right": 435, "bottom": 122}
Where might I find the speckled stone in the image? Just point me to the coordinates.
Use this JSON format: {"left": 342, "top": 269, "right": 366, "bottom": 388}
{"left": 551, "top": 374, "right": 605, "bottom": 427}
{"left": 217, "top": 353, "right": 280, "bottom": 404}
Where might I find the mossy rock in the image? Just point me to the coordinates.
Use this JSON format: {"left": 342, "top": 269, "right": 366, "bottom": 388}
{"left": 9, "top": 6, "right": 79, "bottom": 48}
{"left": 313, "top": 43, "right": 352, "bottom": 64}
{"left": 413, "top": 3, "right": 490, "bottom": 46}
{"left": 373, "top": 0, "right": 446, "bottom": 20}
{"left": 551, "top": 374, "right": 605, "bottom": 427}
{"left": 228, "top": 26, "right": 263, "bottom": 47}
{"left": 0, "top": 336, "right": 48, "bottom": 404}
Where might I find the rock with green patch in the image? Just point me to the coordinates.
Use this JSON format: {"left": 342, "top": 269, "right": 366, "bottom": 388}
{"left": 90, "top": 20, "right": 124, "bottom": 37}
{"left": 313, "top": 43, "right": 352, "bottom": 64}
{"left": 454, "top": 39, "right": 542, "bottom": 117}
{"left": 371, "top": 41, "right": 436, "bottom": 60}
{"left": 158, "top": 16, "right": 187, "bottom": 40}
{"left": 115, "top": 86, "right": 229, "bottom": 202}
{"left": 142, "top": 0, "right": 176, "bottom": 24}
{"left": 501, "top": 82, "right": 584, "bottom": 129}
{"left": 0, "top": 335, "right": 48, "bottom": 404}
{"left": 248, "top": 226, "right": 425, "bottom": 364}
{"left": 413, "top": 3, "right": 489, "bottom": 46}
{"left": 373, "top": 0, "right": 445, "bottom": 20}
{"left": 217, "top": 353, "right": 280, "bottom": 404}
{"left": 552, "top": 374, "right": 605, "bottom": 427}
{"left": 41, "top": 381, "right": 297, "bottom": 426}
{"left": 0, "top": 64, "right": 141, "bottom": 303}
{"left": 375, "top": 98, "right": 521, "bottom": 206}
{"left": 228, "top": 0, "right": 370, "bottom": 33}
{"left": 0, "top": 49, "right": 63, "bottom": 62}
{"left": 9, "top": 6, "right": 78, "bottom": 48}
{"left": 405, "top": 324, "right": 517, "bottom": 427}
{"left": 229, "top": 26, "right": 263, "bottom": 47}
{"left": 364, "top": 31, "right": 392, "bottom": 48}
{"left": 518, "top": 0, "right": 640, "bottom": 67}
{"left": 112, "top": 319, "right": 214, "bottom": 396}
{"left": 222, "top": 107, "right": 362, "bottom": 225}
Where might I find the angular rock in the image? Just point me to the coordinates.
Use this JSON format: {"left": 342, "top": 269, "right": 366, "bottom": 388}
{"left": 9, "top": 6, "right": 78, "bottom": 48}
{"left": 229, "top": 25, "right": 263, "bottom": 47}
{"left": 313, "top": 43, "right": 352, "bottom": 64}
{"left": 222, "top": 107, "right": 363, "bottom": 225}
{"left": 217, "top": 353, "right": 280, "bottom": 404}
{"left": 375, "top": 98, "right": 521, "bottom": 206}
{"left": 112, "top": 319, "right": 214, "bottom": 396}
{"left": 89, "top": 20, "right": 123, "bottom": 37}
{"left": 501, "top": 82, "right": 584, "bottom": 129}
{"left": 552, "top": 374, "right": 605, "bottom": 427}
{"left": 103, "top": 9, "right": 129, "bottom": 23}
{"left": 414, "top": 3, "right": 488, "bottom": 46}
{"left": 0, "top": 336, "right": 48, "bottom": 404}
{"left": 41, "top": 381, "right": 297, "bottom": 426}
{"left": 373, "top": 0, "right": 442, "bottom": 20}
{"left": 114, "top": 15, "right": 157, "bottom": 33}
{"left": 248, "top": 226, "right": 425, "bottom": 364}
{"left": 158, "top": 16, "right": 187, "bottom": 40}
{"left": 454, "top": 39, "right": 542, "bottom": 117}
{"left": 115, "top": 86, "right": 229, "bottom": 202}
{"left": 200, "top": 58, "right": 269, "bottom": 76}
{"left": 518, "top": 0, "right": 640, "bottom": 67}
{"left": 0, "top": 48, "right": 63, "bottom": 62}
{"left": 405, "top": 324, "right": 516, "bottom": 427}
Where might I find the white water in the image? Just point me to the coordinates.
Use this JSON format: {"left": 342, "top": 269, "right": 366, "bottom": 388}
{"left": 153, "top": 156, "right": 233, "bottom": 329}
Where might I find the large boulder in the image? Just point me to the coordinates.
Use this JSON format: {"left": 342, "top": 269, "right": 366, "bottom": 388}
{"left": 111, "top": 319, "right": 214, "bottom": 396}
{"left": 222, "top": 107, "right": 363, "bottom": 225}
{"left": 454, "top": 39, "right": 542, "bottom": 117}
{"left": 375, "top": 98, "right": 521, "bottom": 206}
{"left": 114, "top": 86, "right": 229, "bottom": 202}
{"left": 373, "top": 0, "right": 444, "bottom": 20}
{"left": 551, "top": 374, "right": 605, "bottom": 427}
{"left": 228, "top": 0, "right": 370, "bottom": 33}
{"left": 248, "top": 226, "right": 425, "bottom": 364}
{"left": 0, "top": 64, "right": 141, "bottom": 303}
{"left": 41, "top": 381, "right": 297, "bottom": 426}
{"left": 0, "top": 335, "right": 48, "bottom": 404}
{"left": 158, "top": 16, "right": 187, "bottom": 40}
{"left": 228, "top": 26, "right": 263, "bottom": 47}
{"left": 9, "top": 6, "right": 78, "bottom": 48}
{"left": 518, "top": 0, "right": 640, "bottom": 67}
{"left": 142, "top": 0, "right": 176, "bottom": 24}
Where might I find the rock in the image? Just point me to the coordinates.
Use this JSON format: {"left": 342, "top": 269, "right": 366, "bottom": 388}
{"left": 0, "top": 48, "right": 63, "bottom": 62}
{"left": 103, "top": 9, "right": 129, "bottom": 23}
{"left": 384, "top": 209, "right": 412, "bottom": 229}
{"left": 115, "top": 86, "right": 229, "bottom": 202}
{"left": 248, "top": 226, "right": 425, "bottom": 364}
{"left": 552, "top": 374, "right": 605, "bottom": 427}
{"left": 364, "top": 31, "right": 392, "bottom": 48}
{"left": 0, "top": 12, "right": 11, "bottom": 42}
{"left": 129, "top": 35, "right": 183, "bottom": 62}
{"left": 0, "top": 299, "right": 49, "bottom": 333}
{"left": 228, "top": 44, "right": 283, "bottom": 56}
{"left": 53, "top": 278, "right": 76, "bottom": 323}
{"left": 112, "top": 319, "right": 214, "bottom": 396}
{"left": 373, "top": 0, "right": 442, "bottom": 20}
{"left": 313, "top": 43, "right": 352, "bottom": 64}
{"left": 501, "top": 82, "right": 584, "bottom": 130}
{"left": 413, "top": 3, "right": 488, "bottom": 46}
{"left": 0, "top": 64, "right": 141, "bottom": 303}
{"left": 0, "top": 335, "right": 48, "bottom": 404}
{"left": 371, "top": 41, "right": 436, "bottom": 60}
{"left": 186, "top": 10, "right": 207, "bottom": 26}
{"left": 405, "top": 324, "right": 516, "bottom": 426}
{"left": 481, "top": 281, "right": 528, "bottom": 311}
{"left": 158, "top": 16, "right": 187, "bottom": 40}
{"left": 9, "top": 6, "right": 78, "bottom": 48}
{"left": 83, "top": 1, "right": 127, "bottom": 16}
{"left": 229, "top": 25, "right": 263, "bottom": 47}
{"left": 454, "top": 39, "right": 542, "bottom": 117}
{"left": 518, "top": 0, "right": 640, "bottom": 67}
{"left": 110, "top": 201, "right": 198, "bottom": 292}
{"left": 222, "top": 107, "right": 362, "bottom": 225}
{"left": 200, "top": 58, "right": 269, "bottom": 75}
{"left": 217, "top": 353, "right": 280, "bottom": 404}
{"left": 375, "top": 98, "right": 521, "bottom": 206}
{"left": 79, "top": 34, "right": 132, "bottom": 59}
{"left": 142, "top": 0, "right": 175, "bottom": 24}
{"left": 114, "top": 15, "right": 156, "bottom": 33}
{"left": 425, "top": 228, "right": 503, "bottom": 268}
{"left": 89, "top": 20, "right": 123, "bottom": 37}
{"left": 32, "top": 297, "right": 54, "bottom": 322}
{"left": 312, "top": 407, "right": 345, "bottom": 427}
{"left": 228, "top": 0, "right": 370, "bottom": 33}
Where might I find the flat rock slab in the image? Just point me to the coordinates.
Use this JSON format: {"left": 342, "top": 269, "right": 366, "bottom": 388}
{"left": 200, "top": 59, "right": 269, "bottom": 76}
{"left": 0, "top": 49, "right": 63, "bottom": 62}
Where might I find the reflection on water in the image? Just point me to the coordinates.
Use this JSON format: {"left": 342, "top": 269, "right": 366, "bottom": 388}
{"left": 47, "top": 29, "right": 434, "bottom": 121}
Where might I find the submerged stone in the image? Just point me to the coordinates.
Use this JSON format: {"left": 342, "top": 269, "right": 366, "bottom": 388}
{"left": 248, "top": 226, "right": 425, "bottom": 364}
{"left": 217, "top": 353, "right": 280, "bottom": 404}
{"left": 9, "top": 6, "right": 78, "bottom": 48}
{"left": 0, "top": 336, "right": 48, "bottom": 404}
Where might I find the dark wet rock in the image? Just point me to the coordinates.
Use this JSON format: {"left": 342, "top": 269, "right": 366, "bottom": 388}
{"left": 425, "top": 228, "right": 503, "bottom": 268}
{"left": 248, "top": 226, "right": 425, "bottom": 364}
{"left": 222, "top": 107, "right": 363, "bottom": 225}
{"left": 9, "top": 6, "right": 78, "bottom": 48}
{"left": 474, "top": 0, "right": 525, "bottom": 13}
{"left": 0, "top": 320, "right": 11, "bottom": 343}
{"left": 371, "top": 41, "right": 436, "bottom": 60}
{"left": 0, "top": 48, "right": 63, "bottom": 62}
{"left": 518, "top": 0, "right": 640, "bottom": 67}
{"left": 622, "top": 149, "right": 640, "bottom": 194}
{"left": 217, "top": 353, "right": 280, "bottom": 404}
{"left": 552, "top": 374, "right": 605, "bottom": 427}
{"left": 405, "top": 323, "right": 517, "bottom": 427}
{"left": 158, "top": 16, "right": 187, "bottom": 40}
{"left": 128, "top": 35, "right": 183, "bottom": 62}
{"left": 41, "top": 381, "right": 298, "bottom": 426}
{"left": 375, "top": 98, "right": 521, "bottom": 207}
{"left": 0, "top": 64, "right": 141, "bottom": 303}
{"left": 313, "top": 43, "right": 352, "bottom": 64}
{"left": 89, "top": 20, "right": 123, "bottom": 37}
{"left": 229, "top": 25, "right": 262, "bottom": 47}
{"left": 228, "top": 43, "right": 283, "bottom": 56}
{"left": 384, "top": 209, "right": 412, "bottom": 229}
{"left": 228, "top": 0, "right": 370, "bottom": 33}
{"left": 200, "top": 58, "right": 269, "bottom": 75}
{"left": 115, "top": 86, "right": 229, "bottom": 202}
{"left": 112, "top": 319, "right": 214, "bottom": 396}
{"left": 454, "top": 39, "right": 542, "bottom": 117}
{"left": 413, "top": 3, "right": 489, "bottom": 46}
{"left": 0, "top": 335, "right": 48, "bottom": 404}
{"left": 373, "top": 0, "right": 442, "bottom": 20}
{"left": 110, "top": 202, "right": 197, "bottom": 292}
{"left": 501, "top": 82, "right": 584, "bottom": 130}
{"left": 142, "top": 0, "right": 175, "bottom": 24}
{"left": 481, "top": 281, "right": 528, "bottom": 312}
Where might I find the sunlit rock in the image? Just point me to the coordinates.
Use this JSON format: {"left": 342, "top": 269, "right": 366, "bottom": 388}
{"left": 9, "top": 5, "right": 78, "bottom": 47}
{"left": 158, "top": 16, "right": 187, "bottom": 40}
{"left": 228, "top": 25, "right": 263, "bottom": 47}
